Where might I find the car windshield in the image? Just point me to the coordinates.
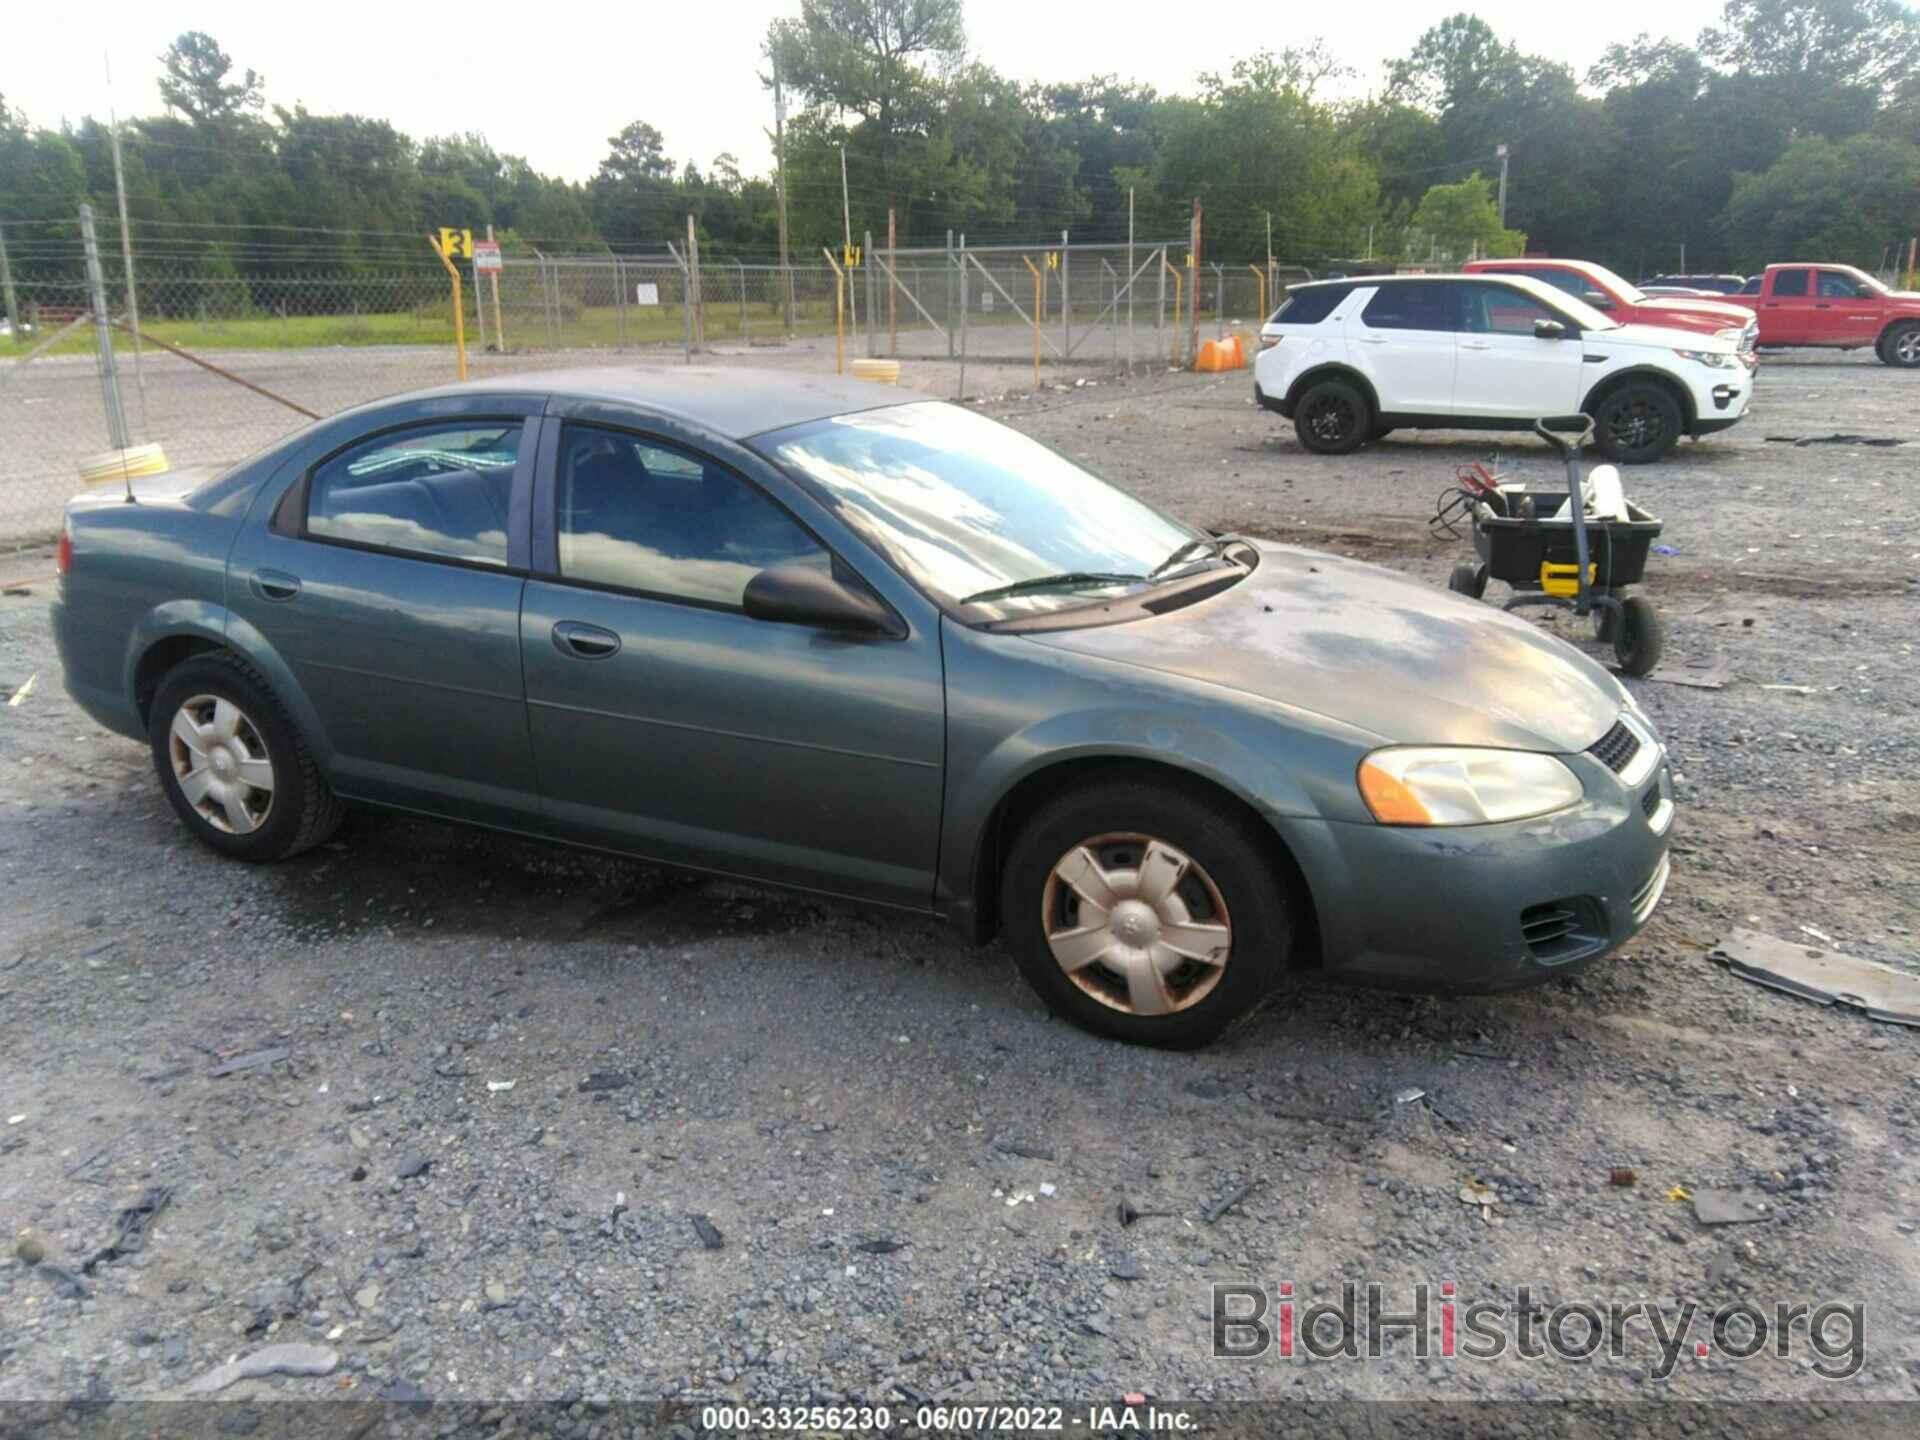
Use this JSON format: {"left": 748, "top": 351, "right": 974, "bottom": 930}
{"left": 1520, "top": 282, "right": 1616, "bottom": 332}
{"left": 1583, "top": 263, "right": 1645, "bottom": 305}
{"left": 758, "top": 402, "right": 1210, "bottom": 619}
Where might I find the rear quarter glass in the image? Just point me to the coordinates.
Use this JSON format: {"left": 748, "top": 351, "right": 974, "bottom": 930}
{"left": 1271, "top": 286, "right": 1351, "bottom": 327}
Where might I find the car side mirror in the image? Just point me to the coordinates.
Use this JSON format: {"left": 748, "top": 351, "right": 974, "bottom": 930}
{"left": 1581, "top": 292, "right": 1612, "bottom": 309}
{"left": 1534, "top": 319, "right": 1569, "bottom": 340}
{"left": 743, "top": 562, "right": 900, "bottom": 637}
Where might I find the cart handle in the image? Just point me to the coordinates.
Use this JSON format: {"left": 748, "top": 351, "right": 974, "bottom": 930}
{"left": 1532, "top": 414, "right": 1594, "bottom": 457}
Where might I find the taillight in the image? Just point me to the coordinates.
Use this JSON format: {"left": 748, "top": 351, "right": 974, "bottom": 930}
{"left": 55, "top": 521, "right": 72, "bottom": 576}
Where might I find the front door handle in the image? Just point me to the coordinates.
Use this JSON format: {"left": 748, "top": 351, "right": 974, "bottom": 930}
{"left": 1814, "top": 302, "right": 1831, "bottom": 309}
{"left": 251, "top": 569, "right": 301, "bottom": 602}
{"left": 1460, "top": 339, "right": 1491, "bottom": 350}
{"left": 551, "top": 620, "right": 621, "bottom": 660}
{"left": 1356, "top": 334, "right": 1387, "bottom": 344}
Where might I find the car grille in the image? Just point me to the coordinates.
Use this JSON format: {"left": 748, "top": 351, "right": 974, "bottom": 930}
{"left": 1589, "top": 720, "right": 1641, "bottom": 775}
{"left": 1642, "top": 783, "right": 1662, "bottom": 818}
{"left": 1521, "top": 903, "right": 1580, "bottom": 949}
{"left": 1519, "top": 898, "right": 1604, "bottom": 963}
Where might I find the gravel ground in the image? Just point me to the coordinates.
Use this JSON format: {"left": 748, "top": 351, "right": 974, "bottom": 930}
{"left": 0, "top": 353, "right": 1917, "bottom": 1421}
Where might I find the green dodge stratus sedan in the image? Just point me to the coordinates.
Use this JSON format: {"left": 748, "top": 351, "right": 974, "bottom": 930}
{"left": 52, "top": 368, "right": 1672, "bottom": 1047}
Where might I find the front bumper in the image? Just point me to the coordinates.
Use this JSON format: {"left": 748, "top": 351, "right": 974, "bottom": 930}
{"left": 1277, "top": 754, "right": 1674, "bottom": 991}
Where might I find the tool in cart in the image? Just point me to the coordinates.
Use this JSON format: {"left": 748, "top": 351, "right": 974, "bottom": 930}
{"left": 1440, "top": 415, "right": 1666, "bottom": 677}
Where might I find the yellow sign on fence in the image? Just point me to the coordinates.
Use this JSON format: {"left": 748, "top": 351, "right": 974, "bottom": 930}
{"left": 436, "top": 227, "right": 474, "bottom": 261}
{"left": 842, "top": 244, "right": 863, "bottom": 269}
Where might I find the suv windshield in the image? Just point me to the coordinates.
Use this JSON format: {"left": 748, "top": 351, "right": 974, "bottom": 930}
{"left": 758, "top": 402, "right": 1213, "bottom": 620}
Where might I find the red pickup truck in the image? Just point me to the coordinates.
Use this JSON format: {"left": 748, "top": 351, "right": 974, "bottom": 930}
{"left": 1723, "top": 264, "right": 1920, "bottom": 367}
{"left": 1462, "top": 258, "right": 1758, "bottom": 357}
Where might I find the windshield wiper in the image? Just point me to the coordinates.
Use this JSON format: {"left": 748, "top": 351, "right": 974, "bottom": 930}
{"left": 960, "top": 571, "right": 1146, "bottom": 606}
{"left": 1149, "top": 533, "right": 1249, "bottom": 578}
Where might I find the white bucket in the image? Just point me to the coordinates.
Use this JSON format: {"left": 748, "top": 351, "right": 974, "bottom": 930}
{"left": 78, "top": 443, "right": 169, "bottom": 487}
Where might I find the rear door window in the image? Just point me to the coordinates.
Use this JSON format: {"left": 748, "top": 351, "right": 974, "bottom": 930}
{"left": 305, "top": 422, "right": 521, "bottom": 565}
{"left": 1771, "top": 269, "right": 1810, "bottom": 297}
{"left": 1359, "top": 283, "right": 1456, "bottom": 332}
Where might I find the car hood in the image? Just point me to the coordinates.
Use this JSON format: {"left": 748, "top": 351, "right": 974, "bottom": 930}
{"left": 1024, "top": 543, "right": 1623, "bottom": 753}
{"left": 1587, "top": 320, "right": 1734, "bottom": 353}
{"left": 1641, "top": 296, "right": 1753, "bottom": 325}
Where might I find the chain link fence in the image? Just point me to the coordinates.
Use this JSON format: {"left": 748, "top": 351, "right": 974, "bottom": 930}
{"left": 3, "top": 214, "right": 1308, "bottom": 550}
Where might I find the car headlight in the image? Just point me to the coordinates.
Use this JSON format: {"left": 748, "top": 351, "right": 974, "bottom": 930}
{"left": 1674, "top": 348, "right": 1737, "bottom": 369}
{"left": 1357, "top": 747, "right": 1583, "bottom": 826}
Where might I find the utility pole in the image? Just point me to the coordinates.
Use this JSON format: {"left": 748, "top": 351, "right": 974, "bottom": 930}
{"left": 1188, "top": 198, "right": 1202, "bottom": 367}
{"left": 79, "top": 204, "right": 129, "bottom": 452}
{"left": 0, "top": 223, "right": 19, "bottom": 338}
{"left": 772, "top": 64, "right": 793, "bottom": 331}
{"left": 1264, "top": 211, "right": 1272, "bottom": 269}
{"left": 106, "top": 51, "right": 146, "bottom": 432}
{"left": 839, "top": 143, "right": 855, "bottom": 336}
{"left": 1496, "top": 143, "right": 1510, "bottom": 228}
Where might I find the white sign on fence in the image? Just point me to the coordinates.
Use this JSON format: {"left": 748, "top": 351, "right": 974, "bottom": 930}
{"left": 635, "top": 283, "right": 661, "bottom": 306}
{"left": 471, "top": 240, "right": 502, "bottom": 274}
{"left": 981, "top": 291, "right": 994, "bottom": 312}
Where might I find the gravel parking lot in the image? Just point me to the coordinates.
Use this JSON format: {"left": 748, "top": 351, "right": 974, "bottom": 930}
{"left": 0, "top": 352, "right": 1916, "bottom": 1423}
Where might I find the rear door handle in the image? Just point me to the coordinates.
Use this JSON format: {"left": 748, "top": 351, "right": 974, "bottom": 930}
{"left": 1460, "top": 340, "right": 1491, "bottom": 350}
{"left": 251, "top": 569, "right": 301, "bottom": 602}
{"left": 551, "top": 620, "right": 621, "bottom": 660}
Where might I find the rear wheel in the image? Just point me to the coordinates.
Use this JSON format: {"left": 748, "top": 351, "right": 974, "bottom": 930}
{"left": 1448, "top": 560, "right": 1489, "bottom": 598}
{"left": 1612, "top": 595, "right": 1664, "bottom": 677}
{"left": 1292, "top": 379, "right": 1370, "bottom": 455}
{"left": 1881, "top": 323, "right": 1920, "bottom": 368}
{"left": 1000, "top": 778, "right": 1293, "bottom": 1048}
{"left": 149, "top": 653, "right": 343, "bottom": 862}
{"left": 1591, "top": 382, "right": 1683, "bottom": 464}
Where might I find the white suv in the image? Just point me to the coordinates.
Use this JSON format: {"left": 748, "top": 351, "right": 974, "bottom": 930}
{"left": 1253, "top": 274, "right": 1752, "bottom": 463}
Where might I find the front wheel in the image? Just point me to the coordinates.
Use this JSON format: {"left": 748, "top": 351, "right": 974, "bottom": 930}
{"left": 1612, "top": 595, "right": 1664, "bottom": 677}
{"left": 1591, "top": 383, "right": 1683, "bottom": 464}
{"left": 149, "top": 653, "right": 343, "bottom": 861}
{"left": 1000, "top": 779, "right": 1294, "bottom": 1048}
{"left": 1292, "top": 379, "right": 1370, "bottom": 455}
{"left": 1880, "top": 323, "right": 1920, "bottom": 368}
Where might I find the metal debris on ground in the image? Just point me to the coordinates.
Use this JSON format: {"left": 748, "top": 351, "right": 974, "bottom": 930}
{"left": 689, "top": 1213, "right": 725, "bottom": 1250}
{"left": 1692, "top": 1188, "right": 1770, "bottom": 1225}
{"left": 1762, "top": 434, "right": 1906, "bottom": 447}
{"left": 486, "top": 1079, "right": 515, "bottom": 1093}
{"left": 1665, "top": 1185, "right": 1693, "bottom": 1202}
{"left": 577, "top": 1071, "right": 630, "bottom": 1092}
{"left": 1201, "top": 1178, "right": 1263, "bottom": 1225}
{"left": 82, "top": 1185, "right": 172, "bottom": 1273}
{"left": 1645, "top": 655, "right": 1731, "bottom": 689}
{"left": 1115, "top": 1197, "right": 1174, "bottom": 1228}
{"left": 856, "top": 1238, "right": 906, "bottom": 1254}
{"left": 1609, "top": 1167, "right": 1638, "bottom": 1187}
{"left": 6, "top": 673, "right": 34, "bottom": 706}
{"left": 1393, "top": 1086, "right": 1426, "bottom": 1105}
{"left": 39, "top": 1263, "right": 90, "bottom": 1299}
{"left": 1710, "top": 927, "right": 1920, "bottom": 1026}
{"left": 992, "top": 1135, "right": 1057, "bottom": 1161}
{"left": 207, "top": 1046, "right": 291, "bottom": 1078}
{"left": 180, "top": 1344, "right": 340, "bottom": 1396}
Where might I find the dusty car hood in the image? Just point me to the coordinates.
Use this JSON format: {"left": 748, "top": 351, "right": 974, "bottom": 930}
{"left": 1641, "top": 296, "right": 1752, "bottom": 325}
{"left": 1024, "top": 543, "right": 1623, "bottom": 753}
{"left": 1591, "top": 320, "right": 1736, "bottom": 353}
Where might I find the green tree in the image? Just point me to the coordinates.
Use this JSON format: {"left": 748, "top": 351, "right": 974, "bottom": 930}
{"left": 1723, "top": 131, "right": 1920, "bottom": 267}
{"left": 158, "top": 32, "right": 265, "bottom": 125}
{"left": 1410, "top": 172, "right": 1523, "bottom": 260}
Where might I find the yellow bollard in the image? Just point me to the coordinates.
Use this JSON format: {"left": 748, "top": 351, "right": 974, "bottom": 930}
{"left": 822, "top": 247, "right": 846, "bottom": 375}
{"left": 1248, "top": 264, "right": 1267, "bottom": 331}
{"left": 1162, "top": 257, "right": 1183, "bottom": 367}
{"left": 1022, "top": 255, "right": 1043, "bottom": 392}
{"left": 428, "top": 234, "right": 468, "bottom": 382}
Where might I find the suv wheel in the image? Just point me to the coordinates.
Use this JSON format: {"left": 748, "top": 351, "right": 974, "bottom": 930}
{"left": 1000, "top": 777, "right": 1294, "bottom": 1049}
{"left": 1292, "top": 379, "right": 1370, "bottom": 455}
{"left": 149, "top": 653, "right": 343, "bottom": 861}
{"left": 1881, "top": 323, "right": 1920, "bottom": 368}
{"left": 1592, "top": 382, "right": 1682, "bottom": 464}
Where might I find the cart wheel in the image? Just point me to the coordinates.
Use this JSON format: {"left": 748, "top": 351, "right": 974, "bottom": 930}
{"left": 1448, "top": 561, "right": 1488, "bottom": 599}
{"left": 1591, "top": 594, "right": 1618, "bottom": 642}
{"left": 1612, "top": 596, "right": 1664, "bottom": 677}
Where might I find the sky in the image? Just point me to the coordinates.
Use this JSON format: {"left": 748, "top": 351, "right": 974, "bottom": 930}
{"left": 6, "top": 0, "right": 1735, "bottom": 182}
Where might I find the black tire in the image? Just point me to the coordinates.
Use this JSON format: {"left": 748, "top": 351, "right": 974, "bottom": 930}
{"left": 1292, "top": 379, "right": 1370, "bottom": 455}
{"left": 1000, "top": 777, "right": 1294, "bottom": 1049}
{"left": 1880, "top": 322, "right": 1920, "bottom": 368}
{"left": 1612, "top": 595, "right": 1664, "bottom": 677}
{"left": 1591, "top": 382, "right": 1683, "bottom": 464}
{"left": 148, "top": 652, "right": 343, "bottom": 862}
{"left": 1447, "top": 560, "right": 1488, "bottom": 599}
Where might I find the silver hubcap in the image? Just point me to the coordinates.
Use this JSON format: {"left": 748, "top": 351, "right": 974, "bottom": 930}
{"left": 1899, "top": 330, "right": 1920, "bottom": 363}
{"left": 169, "top": 695, "right": 275, "bottom": 835}
{"left": 1041, "top": 833, "right": 1232, "bottom": 1016}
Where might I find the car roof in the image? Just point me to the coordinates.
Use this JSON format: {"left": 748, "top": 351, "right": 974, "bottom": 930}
{"left": 1465, "top": 258, "right": 1603, "bottom": 276}
{"left": 404, "top": 366, "right": 914, "bottom": 440}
